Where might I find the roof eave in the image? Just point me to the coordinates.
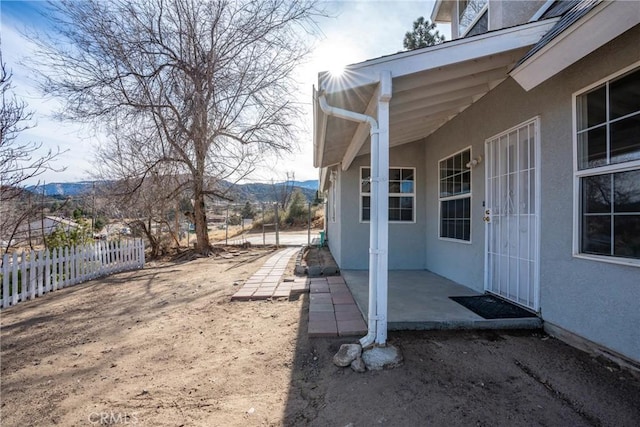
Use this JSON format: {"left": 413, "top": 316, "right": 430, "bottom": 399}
{"left": 317, "top": 18, "right": 559, "bottom": 96}
{"left": 511, "top": 1, "right": 640, "bottom": 91}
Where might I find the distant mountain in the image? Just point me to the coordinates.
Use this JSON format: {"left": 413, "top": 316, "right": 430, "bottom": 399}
{"left": 27, "top": 181, "right": 98, "bottom": 197}
{"left": 224, "top": 181, "right": 318, "bottom": 204}
{"left": 28, "top": 179, "right": 320, "bottom": 203}
{"left": 289, "top": 180, "right": 318, "bottom": 190}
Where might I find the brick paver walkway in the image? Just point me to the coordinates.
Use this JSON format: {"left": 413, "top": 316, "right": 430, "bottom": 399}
{"left": 231, "top": 247, "right": 306, "bottom": 301}
{"left": 308, "top": 276, "right": 367, "bottom": 338}
{"left": 231, "top": 247, "right": 367, "bottom": 338}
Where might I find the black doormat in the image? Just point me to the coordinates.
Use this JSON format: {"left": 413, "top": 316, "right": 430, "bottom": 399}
{"left": 449, "top": 295, "right": 537, "bottom": 319}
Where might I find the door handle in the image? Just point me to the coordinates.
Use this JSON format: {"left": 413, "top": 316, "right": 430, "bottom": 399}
{"left": 483, "top": 209, "right": 491, "bottom": 223}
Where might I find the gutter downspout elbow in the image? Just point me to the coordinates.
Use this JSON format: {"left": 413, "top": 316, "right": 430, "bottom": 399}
{"left": 317, "top": 91, "right": 379, "bottom": 348}
{"left": 317, "top": 93, "right": 377, "bottom": 131}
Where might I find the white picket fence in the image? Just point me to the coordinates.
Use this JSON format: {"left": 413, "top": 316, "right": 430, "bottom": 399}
{"left": 1, "top": 239, "right": 145, "bottom": 309}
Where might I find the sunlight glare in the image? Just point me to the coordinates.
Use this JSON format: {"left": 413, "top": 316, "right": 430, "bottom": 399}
{"left": 313, "top": 41, "right": 361, "bottom": 79}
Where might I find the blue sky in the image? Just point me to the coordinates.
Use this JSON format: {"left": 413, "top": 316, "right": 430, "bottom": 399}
{"left": 1, "top": 0, "right": 449, "bottom": 185}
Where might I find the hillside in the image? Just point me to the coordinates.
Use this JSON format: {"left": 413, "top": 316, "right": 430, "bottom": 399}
{"left": 28, "top": 179, "right": 319, "bottom": 203}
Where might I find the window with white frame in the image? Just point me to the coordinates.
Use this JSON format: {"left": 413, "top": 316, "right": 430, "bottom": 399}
{"left": 330, "top": 171, "right": 337, "bottom": 223}
{"left": 360, "top": 167, "right": 415, "bottom": 222}
{"left": 439, "top": 148, "right": 471, "bottom": 241}
{"left": 575, "top": 66, "right": 640, "bottom": 262}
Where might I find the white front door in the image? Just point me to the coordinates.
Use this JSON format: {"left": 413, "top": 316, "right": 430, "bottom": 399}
{"left": 484, "top": 118, "right": 540, "bottom": 311}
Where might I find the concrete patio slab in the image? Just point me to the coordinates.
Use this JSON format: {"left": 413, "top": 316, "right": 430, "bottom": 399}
{"left": 342, "top": 270, "right": 542, "bottom": 330}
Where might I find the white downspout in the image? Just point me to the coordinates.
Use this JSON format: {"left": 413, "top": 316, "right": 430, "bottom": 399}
{"left": 317, "top": 92, "right": 379, "bottom": 348}
{"left": 318, "top": 71, "right": 392, "bottom": 348}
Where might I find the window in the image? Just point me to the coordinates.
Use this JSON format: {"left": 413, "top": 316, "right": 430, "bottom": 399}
{"left": 575, "top": 66, "right": 640, "bottom": 263}
{"left": 360, "top": 167, "right": 415, "bottom": 222}
{"left": 329, "top": 170, "right": 337, "bottom": 223}
{"left": 458, "top": 0, "right": 488, "bottom": 37}
{"left": 439, "top": 148, "right": 471, "bottom": 241}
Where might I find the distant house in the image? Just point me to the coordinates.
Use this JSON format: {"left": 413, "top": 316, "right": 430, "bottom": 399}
{"left": 17, "top": 216, "right": 80, "bottom": 244}
{"left": 314, "top": 1, "right": 640, "bottom": 363}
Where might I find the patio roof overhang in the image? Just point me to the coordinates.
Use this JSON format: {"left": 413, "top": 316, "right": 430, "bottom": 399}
{"left": 313, "top": 18, "right": 559, "bottom": 190}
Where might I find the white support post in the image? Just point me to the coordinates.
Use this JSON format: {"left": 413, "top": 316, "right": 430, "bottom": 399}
{"left": 375, "top": 71, "right": 392, "bottom": 346}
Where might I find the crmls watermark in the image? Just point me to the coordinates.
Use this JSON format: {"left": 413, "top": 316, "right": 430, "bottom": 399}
{"left": 88, "top": 411, "right": 138, "bottom": 425}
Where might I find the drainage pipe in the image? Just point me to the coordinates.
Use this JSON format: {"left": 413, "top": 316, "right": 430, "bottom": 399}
{"left": 317, "top": 92, "right": 379, "bottom": 348}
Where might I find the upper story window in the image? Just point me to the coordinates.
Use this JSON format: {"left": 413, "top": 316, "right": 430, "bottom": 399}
{"left": 459, "top": 0, "right": 488, "bottom": 36}
{"left": 361, "top": 167, "right": 415, "bottom": 223}
{"left": 575, "top": 65, "right": 640, "bottom": 264}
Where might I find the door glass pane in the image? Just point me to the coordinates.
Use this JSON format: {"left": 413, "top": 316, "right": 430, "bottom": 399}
{"left": 499, "top": 135, "right": 508, "bottom": 176}
{"left": 518, "top": 171, "right": 529, "bottom": 214}
{"left": 529, "top": 124, "right": 535, "bottom": 164}
{"left": 518, "top": 128, "right": 529, "bottom": 170}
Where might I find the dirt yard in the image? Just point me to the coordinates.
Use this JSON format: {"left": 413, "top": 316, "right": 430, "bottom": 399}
{"left": 1, "top": 248, "right": 639, "bottom": 426}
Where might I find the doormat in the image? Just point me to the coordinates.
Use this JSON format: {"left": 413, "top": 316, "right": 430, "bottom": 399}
{"left": 449, "top": 295, "right": 537, "bottom": 319}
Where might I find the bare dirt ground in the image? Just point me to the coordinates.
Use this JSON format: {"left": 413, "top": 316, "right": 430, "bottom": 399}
{"left": 2, "top": 248, "right": 639, "bottom": 427}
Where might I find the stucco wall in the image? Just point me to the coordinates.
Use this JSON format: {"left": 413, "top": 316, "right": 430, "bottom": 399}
{"left": 326, "top": 167, "right": 342, "bottom": 266}
{"left": 337, "top": 140, "right": 427, "bottom": 270}
{"left": 489, "top": 1, "right": 545, "bottom": 30}
{"left": 425, "top": 25, "right": 640, "bottom": 362}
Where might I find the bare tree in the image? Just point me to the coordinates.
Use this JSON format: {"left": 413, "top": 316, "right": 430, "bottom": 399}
{"left": 30, "top": 0, "right": 324, "bottom": 254}
{"left": 96, "top": 171, "right": 184, "bottom": 258}
{"left": 0, "top": 55, "right": 65, "bottom": 253}
{"left": 271, "top": 171, "right": 296, "bottom": 209}
{"left": 0, "top": 57, "right": 63, "bottom": 198}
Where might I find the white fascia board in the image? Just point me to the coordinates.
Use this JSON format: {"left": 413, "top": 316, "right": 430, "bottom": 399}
{"left": 512, "top": 1, "right": 640, "bottom": 91}
{"left": 431, "top": 0, "right": 453, "bottom": 23}
{"left": 313, "top": 87, "right": 328, "bottom": 168}
{"left": 318, "top": 19, "right": 558, "bottom": 95}
{"left": 319, "top": 167, "right": 329, "bottom": 192}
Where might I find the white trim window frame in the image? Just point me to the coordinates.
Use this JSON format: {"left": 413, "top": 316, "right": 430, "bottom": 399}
{"left": 438, "top": 146, "right": 472, "bottom": 243}
{"left": 572, "top": 62, "right": 640, "bottom": 267}
{"left": 329, "top": 170, "right": 337, "bottom": 223}
{"left": 360, "top": 166, "right": 416, "bottom": 223}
